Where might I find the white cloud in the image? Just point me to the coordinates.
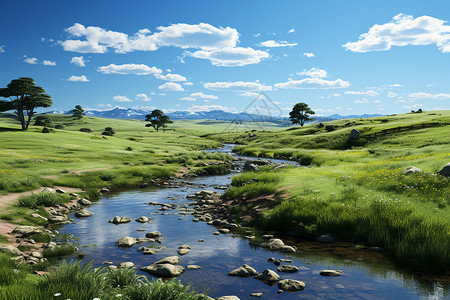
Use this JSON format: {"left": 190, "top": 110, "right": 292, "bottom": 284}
{"left": 42, "top": 60, "right": 56, "bottom": 66}
{"left": 388, "top": 83, "right": 403, "bottom": 87}
{"left": 61, "top": 22, "right": 239, "bottom": 53}
{"left": 189, "top": 47, "right": 269, "bottom": 66}
{"left": 354, "top": 98, "right": 369, "bottom": 104}
{"left": 98, "top": 103, "right": 113, "bottom": 108}
{"left": 67, "top": 75, "right": 89, "bottom": 82}
{"left": 343, "top": 13, "right": 450, "bottom": 53}
{"left": 331, "top": 93, "right": 341, "bottom": 97}
{"left": 345, "top": 90, "right": 379, "bottom": 96}
{"left": 0, "top": 45, "right": 4, "bottom": 53}
{"left": 180, "top": 97, "right": 197, "bottom": 101}
{"left": 254, "top": 33, "right": 261, "bottom": 37}
{"left": 71, "top": 56, "right": 86, "bottom": 67}
{"left": 135, "top": 93, "right": 151, "bottom": 101}
{"left": 297, "top": 67, "right": 327, "bottom": 78}
{"left": 408, "top": 92, "right": 450, "bottom": 99}
{"left": 240, "top": 92, "right": 260, "bottom": 97}
{"left": 274, "top": 78, "right": 350, "bottom": 89}
{"left": 288, "top": 28, "right": 295, "bottom": 33}
{"left": 24, "top": 57, "right": 38, "bottom": 64}
{"left": 183, "top": 82, "right": 193, "bottom": 86}
{"left": 258, "top": 40, "right": 297, "bottom": 47}
{"left": 388, "top": 92, "right": 398, "bottom": 98}
{"left": 189, "top": 92, "right": 218, "bottom": 100}
{"left": 303, "top": 52, "right": 315, "bottom": 57}
{"left": 374, "top": 99, "right": 382, "bottom": 103}
{"left": 97, "top": 63, "right": 162, "bottom": 75}
{"left": 154, "top": 73, "right": 187, "bottom": 81}
{"left": 186, "top": 104, "right": 237, "bottom": 113}
{"left": 158, "top": 82, "right": 184, "bottom": 91}
{"left": 113, "top": 95, "right": 132, "bottom": 102}
{"left": 204, "top": 81, "right": 272, "bottom": 91}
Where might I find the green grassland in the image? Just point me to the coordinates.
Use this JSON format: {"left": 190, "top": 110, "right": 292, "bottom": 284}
{"left": 211, "top": 110, "right": 450, "bottom": 273}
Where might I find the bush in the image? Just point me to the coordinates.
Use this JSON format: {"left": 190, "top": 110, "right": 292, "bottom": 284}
{"left": 104, "top": 127, "right": 115, "bottom": 135}
{"left": 18, "top": 192, "right": 70, "bottom": 209}
{"left": 79, "top": 128, "right": 93, "bottom": 133}
{"left": 325, "top": 125, "right": 336, "bottom": 132}
{"left": 102, "top": 131, "right": 112, "bottom": 136}
{"left": 42, "top": 127, "right": 52, "bottom": 133}
{"left": 54, "top": 124, "right": 65, "bottom": 129}
{"left": 34, "top": 115, "right": 53, "bottom": 127}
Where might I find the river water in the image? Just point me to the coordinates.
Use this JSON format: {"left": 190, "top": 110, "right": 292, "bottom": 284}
{"left": 59, "top": 145, "right": 449, "bottom": 299}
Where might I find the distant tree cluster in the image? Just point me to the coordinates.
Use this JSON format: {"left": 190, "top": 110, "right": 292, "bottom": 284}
{"left": 145, "top": 109, "right": 172, "bottom": 132}
{"left": 71, "top": 105, "right": 85, "bottom": 119}
{"left": 0, "top": 77, "right": 53, "bottom": 130}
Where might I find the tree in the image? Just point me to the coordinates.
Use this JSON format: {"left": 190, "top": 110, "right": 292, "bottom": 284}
{"left": 71, "top": 105, "right": 85, "bottom": 119}
{"left": 289, "top": 102, "right": 315, "bottom": 127}
{"left": 0, "top": 77, "right": 53, "bottom": 130}
{"left": 145, "top": 109, "right": 173, "bottom": 132}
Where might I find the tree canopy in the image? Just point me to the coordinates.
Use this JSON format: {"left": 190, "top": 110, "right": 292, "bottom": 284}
{"left": 289, "top": 102, "right": 315, "bottom": 127}
{"left": 71, "top": 105, "right": 85, "bottom": 119}
{"left": 0, "top": 77, "right": 53, "bottom": 130}
{"left": 145, "top": 109, "right": 173, "bottom": 132}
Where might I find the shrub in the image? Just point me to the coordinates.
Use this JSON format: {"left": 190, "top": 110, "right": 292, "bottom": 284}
{"left": 55, "top": 124, "right": 65, "bottom": 129}
{"left": 34, "top": 115, "right": 53, "bottom": 127}
{"left": 42, "top": 127, "right": 52, "bottom": 133}
{"left": 104, "top": 127, "right": 115, "bottom": 135}
{"left": 125, "top": 146, "right": 133, "bottom": 151}
{"left": 325, "top": 125, "right": 336, "bottom": 132}
{"left": 102, "top": 131, "right": 112, "bottom": 136}
{"left": 18, "top": 192, "right": 69, "bottom": 209}
{"left": 42, "top": 244, "right": 77, "bottom": 259}
{"left": 79, "top": 128, "right": 93, "bottom": 133}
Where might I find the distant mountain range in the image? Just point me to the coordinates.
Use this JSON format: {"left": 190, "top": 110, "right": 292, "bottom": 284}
{"left": 43, "top": 107, "right": 384, "bottom": 122}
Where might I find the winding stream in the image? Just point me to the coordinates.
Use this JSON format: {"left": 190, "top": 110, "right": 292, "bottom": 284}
{"left": 59, "top": 145, "right": 449, "bottom": 299}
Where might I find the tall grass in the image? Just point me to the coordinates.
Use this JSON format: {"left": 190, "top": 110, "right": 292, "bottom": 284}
{"left": 18, "top": 192, "right": 70, "bottom": 208}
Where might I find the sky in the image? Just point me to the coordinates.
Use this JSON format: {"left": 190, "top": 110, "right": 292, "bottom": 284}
{"left": 1, "top": 0, "right": 450, "bottom": 117}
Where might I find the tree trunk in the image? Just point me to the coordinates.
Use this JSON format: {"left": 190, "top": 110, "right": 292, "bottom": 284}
{"left": 25, "top": 109, "right": 35, "bottom": 130}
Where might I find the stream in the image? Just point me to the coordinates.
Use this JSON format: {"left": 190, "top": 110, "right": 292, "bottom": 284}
{"left": 59, "top": 144, "right": 449, "bottom": 299}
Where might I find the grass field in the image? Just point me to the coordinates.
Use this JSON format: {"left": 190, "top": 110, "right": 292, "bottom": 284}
{"left": 211, "top": 110, "right": 450, "bottom": 273}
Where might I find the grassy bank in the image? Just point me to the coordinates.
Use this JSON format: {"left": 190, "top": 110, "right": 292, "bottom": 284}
{"left": 213, "top": 111, "right": 450, "bottom": 273}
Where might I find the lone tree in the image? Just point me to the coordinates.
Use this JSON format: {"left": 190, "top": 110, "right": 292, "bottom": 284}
{"left": 289, "top": 102, "right": 315, "bottom": 127}
{"left": 145, "top": 109, "right": 173, "bottom": 132}
{"left": 71, "top": 105, "right": 85, "bottom": 119}
{"left": 0, "top": 77, "right": 52, "bottom": 130}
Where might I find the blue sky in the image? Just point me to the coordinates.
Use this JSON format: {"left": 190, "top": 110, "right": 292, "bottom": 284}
{"left": 1, "top": 0, "right": 450, "bottom": 116}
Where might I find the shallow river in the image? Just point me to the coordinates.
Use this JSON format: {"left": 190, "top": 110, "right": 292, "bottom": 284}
{"left": 60, "top": 145, "right": 449, "bottom": 299}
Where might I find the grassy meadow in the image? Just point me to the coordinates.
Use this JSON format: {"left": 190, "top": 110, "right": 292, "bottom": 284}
{"left": 212, "top": 110, "right": 450, "bottom": 273}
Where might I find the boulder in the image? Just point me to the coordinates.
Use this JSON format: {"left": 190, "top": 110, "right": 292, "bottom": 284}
{"left": 47, "top": 215, "right": 68, "bottom": 223}
{"left": 31, "top": 213, "right": 48, "bottom": 221}
{"left": 277, "top": 265, "right": 299, "bottom": 273}
{"left": 244, "top": 162, "right": 259, "bottom": 172}
{"left": 280, "top": 245, "right": 296, "bottom": 253}
{"left": 278, "top": 279, "right": 306, "bottom": 292}
{"left": 216, "top": 297, "right": 240, "bottom": 300}
{"left": 136, "top": 238, "right": 155, "bottom": 243}
{"left": 55, "top": 188, "right": 66, "bottom": 194}
{"left": 116, "top": 237, "right": 136, "bottom": 247}
{"left": 154, "top": 256, "right": 180, "bottom": 265}
{"left": 254, "top": 269, "right": 280, "bottom": 282}
{"left": 118, "top": 262, "right": 135, "bottom": 268}
{"left": 438, "top": 163, "right": 450, "bottom": 177}
{"left": 77, "top": 198, "right": 92, "bottom": 206}
{"left": 219, "top": 228, "right": 230, "bottom": 234}
{"left": 267, "top": 257, "right": 276, "bottom": 263}
{"left": 42, "top": 188, "right": 56, "bottom": 193}
{"left": 250, "top": 293, "right": 263, "bottom": 297}
{"left": 145, "top": 231, "right": 162, "bottom": 238}
{"left": 108, "top": 216, "right": 131, "bottom": 224}
{"left": 320, "top": 270, "right": 343, "bottom": 276}
{"left": 178, "top": 249, "right": 190, "bottom": 255}
{"left": 349, "top": 129, "right": 360, "bottom": 140}
{"left": 404, "top": 166, "right": 423, "bottom": 175}
{"left": 100, "top": 187, "right": 110, "bottom": 193}
{"left": 265, "top": 238, "right": 284, "bottom": 250}
{"left": 12, "top": 226, "right": 41, "bottom": 236}
{"left": 75, "top": 209, "right": 94, "bottom": 218}
{"left": 228, "top": 264, "right": 258, "bottom": 277}
{"left": 141, "top": 264, "right": 184, "bottom": 277}
{"left": 315, "top": 233, "right": 336, "bottom": 243}
{"left": 135, "top": 216, "right": 151, "bottom": 223}
{"left": 31, "top": 252, "right": 43, "bottom": 258}
{"left": 142, "top": 248, "right": 163, "bottom": 255}
{"left": 186, "top": 265, "right": 201, "bottom": 270}
{"left": 0, "top": 245, "right": 22, "bottom": 256}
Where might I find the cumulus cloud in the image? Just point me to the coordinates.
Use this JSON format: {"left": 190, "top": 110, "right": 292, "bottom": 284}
{"left": 303, "top": 52, "right": 315, "bottom": 57}
{"left": 186, "top": 92, "right": 218, "bottom": 100}
{"left": 183, "top": 82, "right": 193, "bottom": 86}
{"left": 42, "top": 60, "right": 56, "bottom": 66}
{"left": 354, "top": 98, "right": 369, "bottom": 104}
{"left": 288, "top": 28, "right": 295, "bottom": 33}
{"left": 180, "top": 97, "right": 196, "bottom": 101}
{"left": 408, "top": 92, "right": 450, "bottom": 99}
{"left": 258, "top": 40, "right": 297, "bottom": 47}
{"left": 0, "top": 45, "right": 5, "bottom": 53}
{"left": 186, "top": 104, "right": 237, "bottom": 113}
{"left": 239, "top": 92, "right": 260, "bottom": 97}
{"left": 343, "top": 13, "right": 450, "bottom": 53}
{"left": 97, "top": 63, "right": 162, "bottom": 75}
{"left": 154, "top": 73, "right": 187, "bottom": 81}
{"left": 158, "top": 82, "right": 184, "bottom": 91}
{"left": 189, "top": 47, "right": 269, "bottom": 66}
{"left": 345, "top": 90, "right": 379, "bottom": 96}
{"left": 388, "top": 83, "right": 403, "bottom": 87}
{"left": 388, "top": 92, "right": 398, "bottom": 98}
{"left": 204, "top": 81, "right": 272, "bottom": 91}
{"left": 135, "top": 93, "right": 151, "bottom": 101}
{"left": 67, "top": 75, "right": 89, "bottom": 82}
{"left": 113, "top": 95, "right": 132, "bottom": 102}
{"left": 24, "top": 57, "right": 38, "bottom": 64}
{"left": 71, "top": 56, "right": 86, "bottom": 67}
{"left": 274, "top": 78, "right": 350, "bottom": 89}
{"left": 297, "top": 67, "right": 327, "bottom": 78}
{"left": 60, "top": 22, "right": 239, "bottom": 53}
